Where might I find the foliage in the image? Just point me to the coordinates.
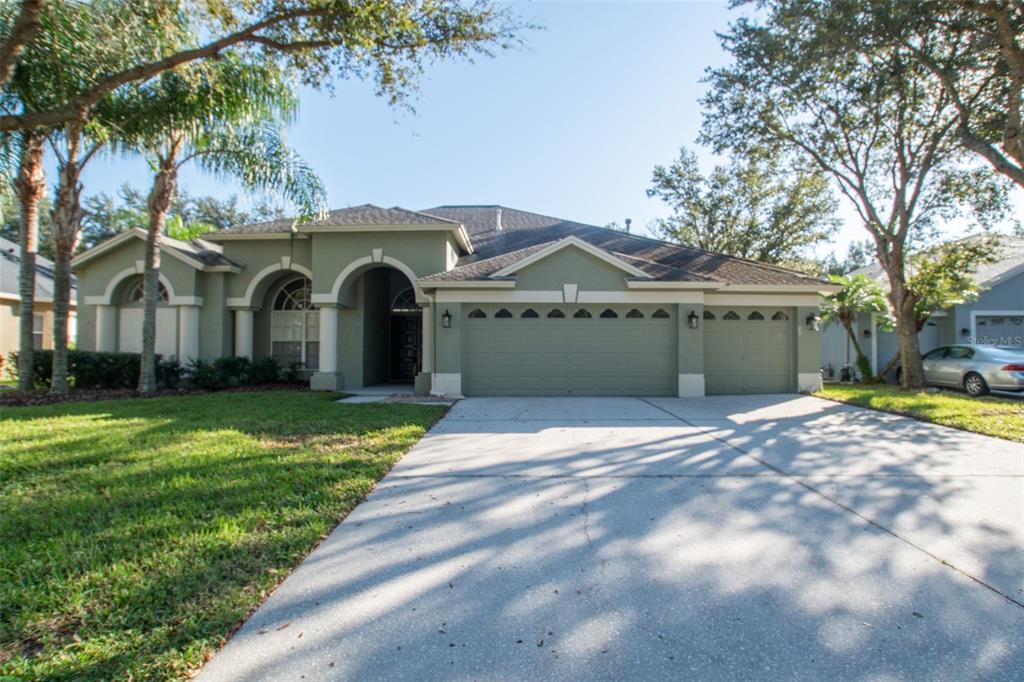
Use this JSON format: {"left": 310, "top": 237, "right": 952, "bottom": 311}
{"left": 7, "top": 350, "right": 176, "bottom": 390}
{"left": 908, "top": 235, "right": 1001, "bottom": 327}
{"left": 816, "top": 384, "right": 1024, "bottom": 443}
{"left": 820, "top": 274, "right": 892, "bottom": 380}
{"left": 701, "top": 0, "right": 1015, "bottom": 388}
{"left": 648, "top": 146, "right": 839, "bottom": 264}
{"left": 820, "top": 240, "right": 874, "bottom": 277}
{"left": 78, "top": 184, "right": 287, "bottom": 250}
{"left": 820, "top": 1, "right": 1024, "bottom": 190}
{"left": 0, "top": 1, "right": 529, "bottom": 132}
{"left": 0, "top": 392, "right": 445, "bottom": 679}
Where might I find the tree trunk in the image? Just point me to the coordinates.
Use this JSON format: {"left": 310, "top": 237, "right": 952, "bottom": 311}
{"left": 50, "top": 139, "right": 85, "bottom": 394}
{"left": 889, "top": 278, "right": 925, "bottom": 388}
{"left": 138, "top": 150, "right": 179, "bottom": 393}
{"left": 13, "top": 130, "right": 45, "bottom": 391}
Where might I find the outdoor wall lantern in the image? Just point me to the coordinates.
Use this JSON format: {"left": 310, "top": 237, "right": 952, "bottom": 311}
{"left": 687, "top": 310, "right": 699, "bottom": 329}
{"left": 862, "top": 329, "right": 872, "bottom": 338}
{"left": 806, "top": 313, "right": 821, "bottom": 332}
{"left": 441, "top": 309, "right": 452, "bottom": 329}
{"left": 960, "top": 327, "right": 970, "bottom": 336}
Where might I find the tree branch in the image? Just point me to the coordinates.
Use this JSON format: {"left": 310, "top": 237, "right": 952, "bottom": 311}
{"left": 0, "top": 0, "right": 43, "bottom": 89}
{"left": 0, "top": 5, "right": 335, "bottom": 132}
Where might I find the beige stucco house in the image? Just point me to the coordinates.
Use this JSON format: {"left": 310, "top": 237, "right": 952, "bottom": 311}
{"left": 71, "top": 205, "right": 836, "bottom": 396}
{"left": 1, "top": 236, "right": 76, "bottom": 375}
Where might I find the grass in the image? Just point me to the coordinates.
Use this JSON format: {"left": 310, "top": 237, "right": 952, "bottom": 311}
{"left": 0, "top": 391, "right": 446, "bottom": 681}
{"left": 815, "top": 383, "right": 1024, "bottom": 442}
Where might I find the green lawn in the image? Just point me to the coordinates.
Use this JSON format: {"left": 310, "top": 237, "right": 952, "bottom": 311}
{"left": 815, "top": 384, "right": 1024, "bottom": 442}
{"left": 0, "top": 391, "right": 446, "bottom": 681}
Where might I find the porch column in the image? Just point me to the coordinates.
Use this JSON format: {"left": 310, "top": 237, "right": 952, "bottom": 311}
{"left": 233, "top": 309, "right": 253, "bottom": 359}
{"left": 95, "top": 304, "right": 117, "bottom": 351}
{"left": 178, "top": 305, "right": 201, "bottom": 361}
{"left": 415, "top": 303, "right": 434, "bottom": 396}
{"left": 318, "top": 305, "right": 338, "bottom": 373}
{"left": 311, "top": 304, "right": 343, "bottom": 391}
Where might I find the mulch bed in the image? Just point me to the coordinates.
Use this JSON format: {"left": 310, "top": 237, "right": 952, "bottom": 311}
{"left": 0, "top": 383, "right": 310, "bottom": 408}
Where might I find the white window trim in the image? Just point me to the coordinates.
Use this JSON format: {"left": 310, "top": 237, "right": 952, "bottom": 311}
{"left": 270, "top": 277, "right": 319, "bottom": 368}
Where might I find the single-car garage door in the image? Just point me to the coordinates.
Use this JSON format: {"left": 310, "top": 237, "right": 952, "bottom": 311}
{"left": 704, "top": 306, "right": 794, "bottom": 394}
{"left": 463, "top": 304, "right": 676, "bottom": 396}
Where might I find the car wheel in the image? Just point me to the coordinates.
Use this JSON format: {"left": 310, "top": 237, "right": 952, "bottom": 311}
{"left": 964, "top": 372, "right": 989, "bottom": 397}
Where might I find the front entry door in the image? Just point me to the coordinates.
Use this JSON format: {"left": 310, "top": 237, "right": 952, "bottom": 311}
{"left": 390, "top": 315, "right": 422, "bottom": 382}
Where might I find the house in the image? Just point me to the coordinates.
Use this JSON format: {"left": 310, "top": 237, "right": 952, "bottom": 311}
{"left": 821, "top": 235, "right": 1024, "bottom": 378}
{"left": 71, "top": 204, "right": 837, "bottom": 397}
{"left": 0, "top": 236, "right": 76, "bottom": 369}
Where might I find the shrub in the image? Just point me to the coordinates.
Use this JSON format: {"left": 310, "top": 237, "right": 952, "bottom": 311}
{"left": 283, "top": 361, "right": 304, "bottom": 382}
{"left": 213, "top": 356, "right": 253, "bottom": 388}
{"left": 7, "top": 350, "right": 294, "bottom": 392}
{"left": 250, "top": 357, "right": 281, "bottom": 385}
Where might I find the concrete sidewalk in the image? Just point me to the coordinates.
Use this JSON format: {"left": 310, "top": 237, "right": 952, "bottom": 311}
{"left": 197, "top": 395, "right": 1024, "bottom": 681}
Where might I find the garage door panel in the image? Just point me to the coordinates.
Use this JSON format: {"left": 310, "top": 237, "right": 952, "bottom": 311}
{"left": 463, "top": 306, "right": 676, "bottom": 396}
{"left": 704, "top": 306, "right": 794, "bottom": 394}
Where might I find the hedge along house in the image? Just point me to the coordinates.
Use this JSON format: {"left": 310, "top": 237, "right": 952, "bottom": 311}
{"left": 71, "top": 204, "right": 838, "bottom": 397}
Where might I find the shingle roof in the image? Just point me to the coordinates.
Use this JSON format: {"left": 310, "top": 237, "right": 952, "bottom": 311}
{"left": 851, "top": 234, "right": 1024, "bottom": 289}
{"left": 420, "top": 205, "right": 827, "bottom": 286}
{"left": 0, "top": 236, "right": 76, "bottom": 300}
{"left": 218, "top": 204, "right": 458, "bottom": 235}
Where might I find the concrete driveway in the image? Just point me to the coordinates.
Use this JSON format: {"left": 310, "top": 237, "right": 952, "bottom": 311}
{"left": 198, "top": 395, "right": 1024, "bottom": 681}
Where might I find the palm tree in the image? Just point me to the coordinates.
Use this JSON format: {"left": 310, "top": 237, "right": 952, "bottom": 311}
{"left": 12, "top": 129, "right": 44, "bottom": 391}
{"left": 820, "top": 274, "right": 892, "bottom": 381}
{"left": 114, "top": 58, "right": 326, "bottom": 392}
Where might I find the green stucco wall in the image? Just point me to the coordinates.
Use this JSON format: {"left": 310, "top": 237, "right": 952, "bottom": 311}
{"left": 513, "top": 246, "right": 630, "bottom": 291}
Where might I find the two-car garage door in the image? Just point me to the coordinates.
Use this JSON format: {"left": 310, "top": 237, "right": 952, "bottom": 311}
{"left": 463, "top": 304, "right": 676, "bottom": 395}
{"left": 461, "top": 304, "right": 797, "bottom": 396}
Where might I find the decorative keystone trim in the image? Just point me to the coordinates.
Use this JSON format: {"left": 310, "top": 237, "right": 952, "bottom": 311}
{"left": 562, "top": 283, "right": 579, "bottom": 304}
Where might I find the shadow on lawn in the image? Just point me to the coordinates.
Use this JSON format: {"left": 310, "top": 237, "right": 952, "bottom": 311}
{"left": 196, "top": 396, "right": 1024, "bottom": 681}
{"left": 0, "top": 391, "right": 445, "bottom": 681}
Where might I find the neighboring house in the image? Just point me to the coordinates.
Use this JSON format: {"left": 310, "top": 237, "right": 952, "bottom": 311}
{"left": 71, "top": 204, "right": 837, "bottom": 397}
{"left": 0, "top": 236, "right": 77, "bottom": 371}
{"left": 821, "top": 235, "right": 1024, "bottom": 378}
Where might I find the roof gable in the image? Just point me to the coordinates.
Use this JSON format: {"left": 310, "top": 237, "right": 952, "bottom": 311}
{"left": 491, "top": 236, "right": 650, "bottom": 279}
{"left": 71, "top": 228, "right": 239, "bottom": 272}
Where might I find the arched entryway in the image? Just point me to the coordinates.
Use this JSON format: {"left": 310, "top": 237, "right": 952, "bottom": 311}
{"left": 354, "top": 266, "right": 421, "bottom": 386}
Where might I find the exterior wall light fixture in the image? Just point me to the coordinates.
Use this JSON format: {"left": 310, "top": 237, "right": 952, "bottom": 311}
{"left": 806, "top": 313, "right": 821, "bottom": 332}
{"left": 441, "top": 309, "right": 452, "bottom": 328}
{"left": 687, "top": 310, "right": 699, "bottom": 329}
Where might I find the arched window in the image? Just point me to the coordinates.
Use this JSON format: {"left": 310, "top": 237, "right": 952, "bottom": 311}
{"left": 573, "top": 309, "right": 592, "bottom": 319}
{"left": 467, "top": 308, "right": 487, "bottom": 319}
{"left": 127, "top": 279, "right": 168, "bottom": 303}
{"left": 600, "top": 308, "right": 618, "bottom": 319}
{"left": 271, "top": 277, "right": 319, "bottom": 370}
{"left": 626, "top": 308, "right": 644, "bottom": 319}
{"left": 652, "top": 308, "right": 670, "bottom": 319}
{"left": 747, "top": 311, "right": 765, "bottom": 320}
{"left": 723, "top": 311, "right": 740, "bottom": 320}
{"left": 495, "top": 308, "right": 513, "bottom": 318}
{"left": 547, "top": 308, "right": 565, "bottom": 318}
{"left": 391, "top": 288, "right": 420, "bottom": 313}
{"left": 703, "top": 310, "right": 716, "bottom": 320}
{"left": 771, "top": 311, "right": 789, "bottom": 321}
{"left": 521, "top": 308, "right": 539, "bottom": 318}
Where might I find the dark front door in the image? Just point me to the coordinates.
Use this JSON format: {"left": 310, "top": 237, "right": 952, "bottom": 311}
{"left": 390, "top": 314, "right": 422, "bottom": 382}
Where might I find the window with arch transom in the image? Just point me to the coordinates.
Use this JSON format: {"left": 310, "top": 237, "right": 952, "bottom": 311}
{"left": 271, "top": 277, "right": 319, "bottom": 369}
{"left": 127, "top": 279, "right": 168, "bottom": 303}
{"left": 547, "top": 308, "right": 565, "bottom": 318}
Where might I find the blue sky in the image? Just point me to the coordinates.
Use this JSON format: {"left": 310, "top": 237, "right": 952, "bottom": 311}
{"left": 74, "top": 1, "right": 1020, "bottom": 259}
